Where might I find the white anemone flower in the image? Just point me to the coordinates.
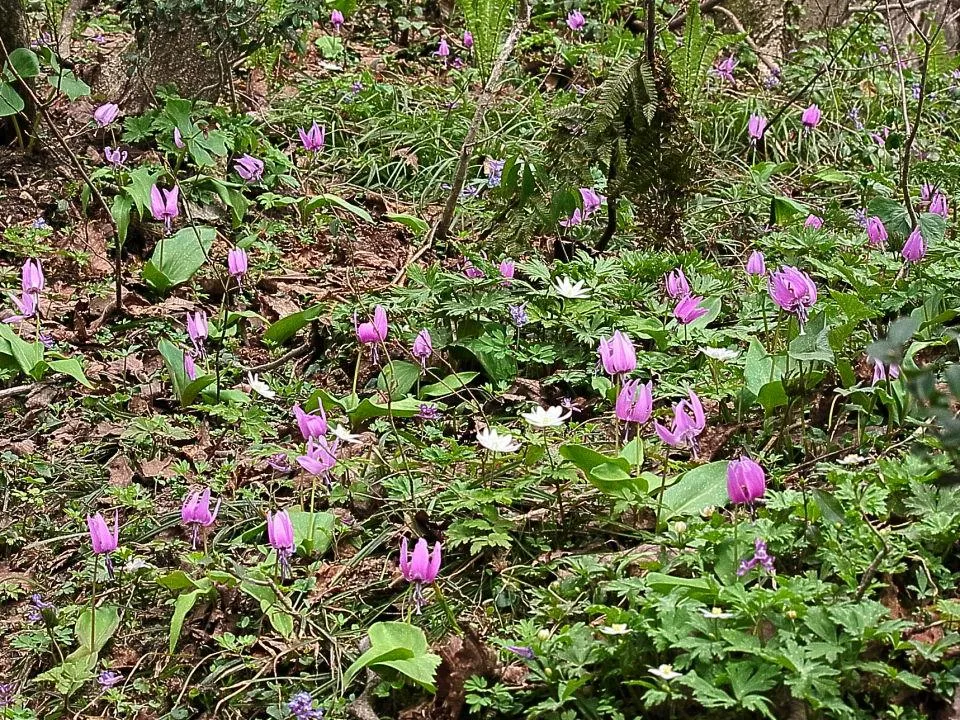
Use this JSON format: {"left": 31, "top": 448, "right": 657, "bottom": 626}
{"left": 332, "top": 424, "right": 363, "bottom": 444}
{"left": 553, "top": 276, "right": 591, "bottom": 300}
{"left": 598, "top": 623, "right": 631, "bottom": 635}
{"left": 701, "top": 347, "right": 741, "bottom": 363}
{"left": 700, "top": 607, "right": 735, "bottom": 620}
{"left": 477, "top": 428, "right": 521, "bottom": 453}
{"left": 247, "top": 373, "right": 276, "bottom": 399}
{"left": 521, "top": 405, "right": 572, "bottom": 428}
{"left": 648, "top": 664, "right": 682, "bottom": 680}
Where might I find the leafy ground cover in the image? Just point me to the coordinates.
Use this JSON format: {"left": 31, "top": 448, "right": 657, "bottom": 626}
{"left": 2, "top": 2, "right": 960, "bottom": 719}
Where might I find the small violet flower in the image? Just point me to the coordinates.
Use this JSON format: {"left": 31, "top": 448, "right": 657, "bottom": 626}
{"left": 713, "top": 55, "right": 737, "bottom": 83}
{"left": 510, "top": 304, "right": 528, "bottom": 327}
{"left": 737, "top": 537, "right": 776, "bottom": 576}
{"left": 104, "top": 146, "right": 127, "bottom": 167}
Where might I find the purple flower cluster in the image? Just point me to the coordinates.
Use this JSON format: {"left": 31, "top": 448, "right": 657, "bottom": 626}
{"left": 737, "top": 538, "right": 776, "bottom": 576}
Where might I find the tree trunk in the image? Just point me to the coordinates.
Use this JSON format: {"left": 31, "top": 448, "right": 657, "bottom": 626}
{"left": 0, "top": 0, "right": 32, "bottom": 144}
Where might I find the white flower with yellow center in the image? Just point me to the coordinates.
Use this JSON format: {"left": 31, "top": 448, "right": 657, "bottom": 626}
{"left": 477, "top": 428, "right": 521, "bottom": 453}
{"left": 649, "top": 664, "right": 682, "bottom": 680}
{"left": 553, "top": 276, "right": 591, "bottom": 300}
{"left": 521, "top": 405, "right": 572, "bottom": 428}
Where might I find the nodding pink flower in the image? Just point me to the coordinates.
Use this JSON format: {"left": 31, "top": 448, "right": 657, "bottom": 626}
{"left": 559, "top": 187, "right": 605, "bottom": 227}
{"left": 727, "top": 456, "right": 766, "bottom": 505}
{"left": 768, "top": 266, "right": 817, "bottom": 326}
{"left": 93, "top": 103, "right": 120, "bottom": 127}
{"left": 292, "top": 403, "right": 328, "bottom": 440}
{"left": 181, "top": 488, "right": 221, "bottom": 548}
{"left": 297, "top": 122, "right": 325, "bottom": 152}
{"left": 330, "top": 9, "right": 344, "bottom": 30}
{"left": 871, "top": 358, "right": 901, "bottom": 385}
{"left": 266, "top": 509, "right": 295, "bottom": 577}
{"left": 901, "top": 227, "right": 926, "bottom": 263}
{"left": 598, "top": 330, "right": 636, "bottom": 376}
{"left": 747, "top": 114, "right": 767, "bottom": 143}
{"left": 616, "top": 379, "right": 653, "bottom": 424}
{"left": 104, "top": 146, "right": 127, "bottom": 167}
{"left": 865, "top": 216, "right": 888, "bottom": 246}
{"left": 86, "top": 511, "right": 120, "bottom": 575}
{"left": 296, "top": 436, "right": 340, "bottom": 481}
{"left": 5, "top": 291, "right": 38, "bottom": 324}
{"left": 228, "top": 248, "right": 248, "bottom": 279}
{"left": 356, "top": 305, "right": 388, "bottom": 345}
{"left": 746, "top": 250, "right": 766, "bottom": 276}
{"left": 183, "top": 351, "right": 197, "bottom": 380}
{"left": 149, "top": 184, "right": 179, "bottom": 233}
{"left": 566, "top": 9, "right": 585, "bottom": 31}
{"left": 498, "top": 259, "right": 515, "bottom": 284}
{"left": 174, "top": 127, "right": 185, "bottom": 149}
{"left": 929, "top": 192, "right": 949, "bottom": 218}
{"left": 714, "top": 55, "right": 737, "bottom": 83}
{"left": 674, "top": 295, "right": 709, "bottom": 325}
{"left": 654, "top": 389, "right": 706, "bottom": 456}
{"left": 665, "top": 268, "right": 690, "bottom": 299}
{"left": 463, "top": 30, "right": 474, "bottom": 49}
{"left": 234, "top": 154, "right": 264, "bottom": 183}
{"left": 435, "top": 38, "right": 450, "bottom": 59}
{"left": 186, "top": 311, "right": 208, "bottom": 355}
{"left": 399, "top": 537, "right": 442, "bottom": 612}
{"left": 920, "top": 182, "right": 936, "bottom": 202}
{"left": 412, "top": 329, "right": 433, "bottom": 367}
{"left": 463, "top": 260, "right": 485, "bottom": 278}
{"left": 804, "top": 214, "right": 823, "bottom": 229}
{"left": 21, "top": 259, "right": 44, "bottom": 296}
{"left": 801, "top": 103, "right": 822, "bottom": 129}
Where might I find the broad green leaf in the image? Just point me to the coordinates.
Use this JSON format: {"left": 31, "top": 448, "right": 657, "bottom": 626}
{"left": 8, "top": 48, "right": 40, "bottom": 78}
{"left": 0, "top": 82, "right": 24, "bottom": 117}
{"left": 264, "top": 302, "right": 325, "bottom": 344}
{"left": 344, "top": 622, "right": 441, "bottom": 692}
{"left": 127, "top": 168, "right": 160, "bottom": 218}
{"left": 788, "top": 312, "right": 834, "bottom": 364}
{"left": 157, "top": 338, "right": 215, "bottom": 406}
{"left": 644, "top": 572, "right": 712, "bottom": 593}
{"left": 111, "top": 194, "right": 132, "bottom": 249}
{"left": 156, "top": 570, "right": 199, "bottom": 591}
{"left": 351, "top": 396, "right": 432, "bottom": 423}
{"left": 662, "top": 461, "right": 730, "bottom": 518}
{"left": 304, "top": 193, "right": 374, "bottom": 223}
{"left": 47, "top": 70, "right": 90, "bottom": 99}
{"left": 75, "top": 605, "right": 120, "bottom": 655}
{"left": 771, "top": 196, "right": 808, "bottom": 224}
{"left": 420, "top": 372, "right": 479, "bottom": 398}
{"left": 143, "top": 226, "right": 215, "bottom": 292}
{"left": 47, "top": 358, "right": 92, "bottom": 387}
{"left": 0, "top": 324, "right": 42, "bottom": 375}
{"left": 385, "top": 213, "right": 429, "bottom": 235}
{"left": 377, "top": 361, "right": 422, "bottom": 400}
{"left": 169, "top": 588, "right": 206, "bottom": 653}
{"left": 619, "top": 437, "right": 644, "bottom": 466}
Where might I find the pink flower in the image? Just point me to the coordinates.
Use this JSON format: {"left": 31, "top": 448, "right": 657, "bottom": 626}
{"left": 566, "top": 9, "right": 585, "bottom": 31}
{"left": 104, "top": 146, "right": 127, "bottom": 167}
{"left": 768, "top": 266, "right": 817, "bottom": 325}
{"left": 901, "top": 227, "right": 926, "bottom": 263}
{"left": 463, "top": 260, "right": 484, "bottom": 278}
{"left": 21, "top": 259, "right": 44, "bottom": 295}
{"left": 186, "top": 311, "right": 208, "bottom": 355}
{"left": 87, "top": 511, "right": 119, "bottom": 554}
{"left": 653, "top": 390, "right": 706, "bottom": 454}
{"left": 673, "top": 295, "right": 709, "bottom": 325}
{"left": 929, "top": 192, "right": 948, "bottom": 218}
{"left": 234, "top": 154, "right": 264, "bottom": 183}
{"left": 498, "top": 259, "right": 515, "bottom": 284}
{"left": 356, "top": 305, "right": 388, "bottom": 344}
{"left": 727, "top": 456, "right": 766, "bottom": 505}
{"left": 228, "top": 248, "right": 248, "bottom": 279}
{"left": 181, "top": 488, "right": 221, "bottom": 548}
{"left": 804, "top": 214, "right": 823, "bottom": 229}
{"left": 746, "top": 251, "right": 766, "bottom": 276}
{"left": 560, "top": 187, "right": 604, "bottom": 227}
{"left": 293, "top": 403, "right": 328, "bottom": 440}
{"left": 174, "top": 128, "right": 185, "bottom": 148}
{"left": 297, "top": 122, "right": 325, "bottom": 152}
{"left": 399, "top": 537, "right": 442, "bottom": 584}
{"left": 865, "top": 216, "right": 887, "bottom": 247}
{"left": 615, "top": 379, "right": 653, "bottom": 424}
{"left": 266, "top": 510, "right": 295, "bottom": 577}
{"left": 296, "top": 436, "right": 339, "bottom": 477}
{"left": 93, "top": 103, "right": 120, "bottom": 127}
{"left": 871, "top": 359, "right": 900, "bottom": 385}
{"left": 747, "top": 114, "right": 767, "bottom": 143}
{"left": 665, "top": 268, "right": 690, "bottom": 299}
{"left": 183, "top": 352, "right": 197, "bottom": 380}
{"left": 412, "top": 329, "right": 433, "bottom": 366}
{"left": 598, "top": 331, "right": 636, "bottom": 376}
{"left": 801, "top": 103, "right": 821, "bottom": 129}
{"left": 435, "top": 38, "right": 450, "bottom": 58}
{"left": 330, "top": 9, "right": 344, "bottom": 30}
{"left": 5, "top": 291, "right": 38, "bottom": 324}
{"left": 463, "top": 30, "right": 474, "bottom": 48}
{"left": 149, "top": 184, "right": 179, "bottom": 233}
